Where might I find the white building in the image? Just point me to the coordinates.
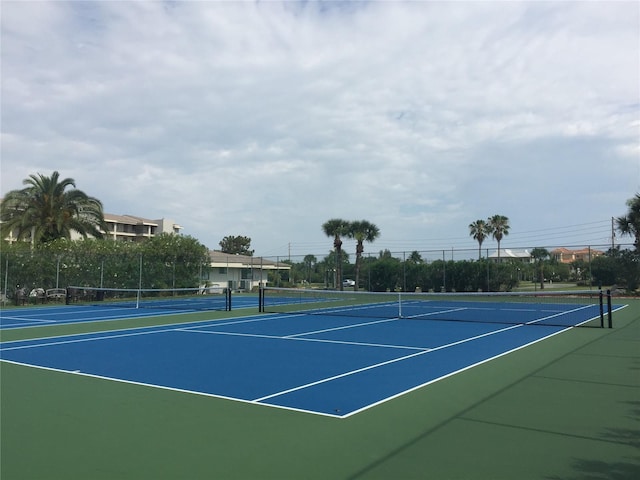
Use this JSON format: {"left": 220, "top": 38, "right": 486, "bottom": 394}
{"left": 100, "top": 214, "right": 182, "bottom": 242}
{"left": 488, "top": 249, "right": 532, "bottom": 263}
{"left": 203, "top": 250, "right": 291, "bottom": 292}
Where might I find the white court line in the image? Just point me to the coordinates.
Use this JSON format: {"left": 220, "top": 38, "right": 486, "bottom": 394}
{"left": 252, "top": 323, "right": 520, "bottom": 403}
{"left": 0, "top": 325, "right": 180, "bottom": 351}
{"left": 3, "top": 304, "right": 625, "bottom": 419}
{"left": 525, "top": 304, "right": 594, "bottom": 325}
{"left": 0, "top": 311, "right": 289, "bottom": 347}
{"left": 404, "top": 307, "right": 467, "bottom": 319}
{"left": 176, "top": 327, "right": 427, "bottom": 351}
{"left": 284, "top": 316, "right": 399, "bottom": 338}
{"left": 0, "top": 308, "right": 192, "bottom": 331}
{"left": 0, "top": 358, "right": 342, "bottom": 419}
{"left": 0, "top": 316, "right": 56, "bottom": 324}
{"left": 343, "top": 325, "right": 570, "bottom": 418}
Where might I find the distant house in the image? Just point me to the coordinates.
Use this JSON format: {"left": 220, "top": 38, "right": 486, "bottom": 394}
{"left": 202, "top": 250, "right": 291, "bottom": 292}
{"left": 488, "top": 249, "right": 532, "bottom": 263}
{"left": 551, "top": 247, "right": 604, "bottom": 264}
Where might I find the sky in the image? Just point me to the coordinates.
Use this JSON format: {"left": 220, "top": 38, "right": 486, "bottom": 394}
{"left": 1, "top": 0, "right": 639, "bottom": 260}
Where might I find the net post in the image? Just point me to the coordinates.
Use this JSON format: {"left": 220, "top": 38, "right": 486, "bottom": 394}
{"left": 258, "top": 286, "right": 264, "bottom": 313}
{"left": 226, "top": 287, "right": 232, "bottom": 311}
{"left": 607, "top": 289, "right": 613, "bottom": 328}
{"left": 599, "top": 289, "right": 604, "bottom": 328}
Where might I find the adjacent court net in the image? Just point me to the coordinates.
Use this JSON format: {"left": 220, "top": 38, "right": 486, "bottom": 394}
{"left": 259, "top": 287, "right": 612, "bottom": 328}
{"left": 67, "top": 286, "right": 231, "bottom": 311}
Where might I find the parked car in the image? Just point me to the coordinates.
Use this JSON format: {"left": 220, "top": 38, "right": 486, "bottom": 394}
{"left": 342, "top": 279, "right": 356, "bottom": 287}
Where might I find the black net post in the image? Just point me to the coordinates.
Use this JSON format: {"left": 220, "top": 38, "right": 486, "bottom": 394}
{"left": 226, "top": 288, "right": 232, "bottom": 311}
{"left": 607, "top": 289, "right": 613, "bottom": 328}
{"left": 599, "top": 290, "right": 604, "bottom": 328}
{"left": 258, "top": 286, "right": 264, "bottom": 312}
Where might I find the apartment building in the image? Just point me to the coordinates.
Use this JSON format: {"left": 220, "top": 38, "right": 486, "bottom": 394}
{"left": 2, "top": 208, "right": 182, "bottom": 243}
{"left": 101, "top": 214, "right": 182, "bottom": 242}
{"left": 551, "top": 247, "right": 604, "bottom": 264}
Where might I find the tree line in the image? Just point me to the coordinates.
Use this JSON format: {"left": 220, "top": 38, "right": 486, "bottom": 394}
{"left": 1, "top": 235, "right": 210, "bottom": 296}
{"left": 281, "top": 245, "right": 638, "bottom": 293}
{"left": 1, "top": 172, "right": 639, "bottom": 294}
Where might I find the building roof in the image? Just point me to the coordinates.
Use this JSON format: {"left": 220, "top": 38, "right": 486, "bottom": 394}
{"left": 488, "top": 249, "right": 531, "bottom": 259}
{"left": 208, "top": 250, "right": 290, "bottom": 270}
{"left": 551, "top": 247, "right": 604, "bottom": 256}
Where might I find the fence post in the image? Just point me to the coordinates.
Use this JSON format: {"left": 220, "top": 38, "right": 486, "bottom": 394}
{"left": 599, "top": 289, "right": 604, "bottom": 328}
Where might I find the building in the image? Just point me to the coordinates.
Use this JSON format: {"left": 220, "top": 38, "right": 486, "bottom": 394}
{"left": 488, "top": 249, "right": 532, "bottom": 263}
{"left": 101, "top": 217, "right": 291, "bottom": 290}
{"left": 203, "top": 250, "right": 291, "bottom": 292}
{"left": 100, "top": 214, "right": 182, "bottom": 242}
{"left": 551, "top": 247, "right": 605, "bottom": 264}
{"left": 3, "top": 209, "right": 182, "bottom": 243}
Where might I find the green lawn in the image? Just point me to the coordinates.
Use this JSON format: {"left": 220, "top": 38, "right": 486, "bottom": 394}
{"left": 1, "top": 300, "right": 639, "bottom": 479}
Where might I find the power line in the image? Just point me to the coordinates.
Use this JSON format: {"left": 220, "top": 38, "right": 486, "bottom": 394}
{"left": 278, "top": 219, "right": 618, "bottom": 257}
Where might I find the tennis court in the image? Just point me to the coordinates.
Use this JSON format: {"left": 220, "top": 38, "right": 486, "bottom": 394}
{"left": 0, "top": 290, "right": 257, "bottom": 330}
{"left": 0, "top": 291, "right": 624, "bottom": 418}
{"left": 1, "top": 293, "right": 638, "bottom": 479}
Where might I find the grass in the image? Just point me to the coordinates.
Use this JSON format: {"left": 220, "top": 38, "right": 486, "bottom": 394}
{"left": 1, "top": 299, "right": 639, "bottom": 479}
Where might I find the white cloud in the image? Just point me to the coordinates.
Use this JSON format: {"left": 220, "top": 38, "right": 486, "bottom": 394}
{"left": 1, "top": 0, "right": 638, "bottom": 256}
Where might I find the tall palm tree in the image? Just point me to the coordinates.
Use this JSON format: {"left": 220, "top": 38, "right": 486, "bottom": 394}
{"left": 530, "top": 247, "right": 550, "bottom": 290}
{"left": 469, "top": 219, "right": 490, "bottom": 260}
{"left": 303, "top": 254, "right": 317, "bottom": 284}
{"left": 1, "top": 171, "right": 107, "bottom": 244}
{"left": 488, "top": 214, "right": 510, "bottom": 261}
{"left": 322, "top": 218, "right": 350, "bottom": 290}
{"left": 347, "top": 220, "right": 380, "bottom": 290}
{"left": 616, "top": 193, "right": 640, "bottom": 251}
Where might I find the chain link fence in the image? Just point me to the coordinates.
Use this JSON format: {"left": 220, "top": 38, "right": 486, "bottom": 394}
{"left": 261, "top": 244, "right": 633, "bottom": 293}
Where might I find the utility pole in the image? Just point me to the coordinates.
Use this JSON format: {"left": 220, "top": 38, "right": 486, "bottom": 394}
{"left": 611, "top": 217, "right": 616, "bottom": 249}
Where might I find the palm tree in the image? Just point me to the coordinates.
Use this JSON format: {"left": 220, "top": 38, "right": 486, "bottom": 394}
{"left": 488, "top": 214, "right": 510, "bottom": 261}
{"left": 469, "top": 219, "right": 490, "bottom": 260}
{"left": 408, "top": 251, "right": 423, "bottom": 263}
{"left": 616, "top": 193, "right": 640, "bottom": 251}
{"left": 322, "top": 218, "right": 350, "bottom": 290}
{"left": 303, "top": 254, "right": 317, "bottom": 284}
{"left": 347, "top": 220, "right": 380, "bottom": 290}
{"left": 0, "top": 171, "right": 107, "bottom": 244}
{"left": 530, "top": 247, "right": 550, "bottom": 290}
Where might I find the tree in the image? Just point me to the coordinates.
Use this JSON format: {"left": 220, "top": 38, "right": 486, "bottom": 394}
{"left": 0, "top": 171, "right": 107, "bottom": 244}
{"left": 488, "top": 215, "right": 510, "bottom": 260}
{"left": 469, "top": 219, "right": 490, "bottom": 260}
{"left": 144, "top": 234, "right": 210, "bottom": 288}
{"left": 219, "top": 235, "right": 254, "bottom": 256}
{"left": 303, "top": 254, "right": 317, "bottom": 283}
{"left": 320, "top": 249, "right": 349, "bottom": 289}
{"left": 347, "top": 220, "right": 380, "bottom": 290}
{"left": 616, "top": 193, "right": 640, "bottom": 251}
{"left": 322, "top": 218, "right": 350, "bottom": 290}
{"left": 0, "top": 235, "right": 210, "bottom": 293}
{"left": 530, "top": 247, "right": 550, "bottom": 289}
{"left": 407, "top": 251, "right": 423, "bottom": 263}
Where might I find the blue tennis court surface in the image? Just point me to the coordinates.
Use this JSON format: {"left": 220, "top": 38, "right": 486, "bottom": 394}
{"left": 0, "top": 295, "right": 258, "bottom": 330}
{"left": 0, "top": 298, "right": 626, "bottom": 418}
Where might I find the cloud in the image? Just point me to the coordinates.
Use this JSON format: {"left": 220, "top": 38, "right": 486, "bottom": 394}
{"left": 1, "top": 0, "right": 638, "bottom": 256}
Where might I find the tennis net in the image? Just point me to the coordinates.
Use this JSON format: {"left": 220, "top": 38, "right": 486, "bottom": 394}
{"left": 67, "top": 286, "right": 231, "bottom": 311}
{"left": 259, "top": 287, "right": 612, "bottom": 328}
